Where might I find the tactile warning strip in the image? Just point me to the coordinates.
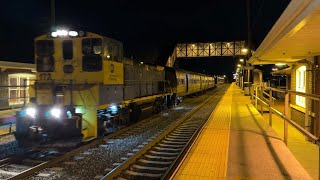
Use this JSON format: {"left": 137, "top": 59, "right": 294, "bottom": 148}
{"left": 174, "top": 84, "right": 233, "bottom": 180}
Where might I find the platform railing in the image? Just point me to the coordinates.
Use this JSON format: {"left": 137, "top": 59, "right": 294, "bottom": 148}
{"left": 251, "top": 84, "right": 320, "bottom": 180}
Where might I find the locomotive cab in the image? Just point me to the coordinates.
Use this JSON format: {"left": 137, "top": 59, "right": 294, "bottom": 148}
{"left": 14, "top": 31, "right": 125, "bottom": 145}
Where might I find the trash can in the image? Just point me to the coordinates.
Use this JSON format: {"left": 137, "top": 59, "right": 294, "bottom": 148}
{"left": 244, "top": 82, "right": 252, "bottom": 96}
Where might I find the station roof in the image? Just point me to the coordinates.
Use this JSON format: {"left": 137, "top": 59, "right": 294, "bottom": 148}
{"left": 0, "top": 61, "right": 35, "bottom": 71}
{"left": 248, "top": 0, "right": 320, "bottom": 65}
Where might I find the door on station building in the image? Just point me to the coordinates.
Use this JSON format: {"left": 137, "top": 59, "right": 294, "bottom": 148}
{"left": 296, "top": 66, "right": 306, "bottom": 107}
{"left": 185, "top": 74, "right": 188, "bottom": 93}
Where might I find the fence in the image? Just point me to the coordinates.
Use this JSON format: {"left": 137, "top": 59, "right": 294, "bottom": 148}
{"left": 251, "top": 83, "right": 320, "bottom": 179}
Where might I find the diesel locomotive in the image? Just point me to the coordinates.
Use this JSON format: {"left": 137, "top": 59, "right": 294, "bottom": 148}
{"left": 14, "top": 30, "right": 215, "bottom": 145}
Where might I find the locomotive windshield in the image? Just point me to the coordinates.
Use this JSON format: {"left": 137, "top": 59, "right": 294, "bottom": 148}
{"left": 36, "top": 40, "right": 54, "bottom": 56}
{"left": 63, "top": 40, "right": 73, "bottom": 60}
{"left": 82, "top": 38, "right": 102, "bottom": 72}
{"left": 36, "top": 40, "right": 55, "bottom": 72}
{"left": 82, "top": 38, "right": 102, "bottom": 55}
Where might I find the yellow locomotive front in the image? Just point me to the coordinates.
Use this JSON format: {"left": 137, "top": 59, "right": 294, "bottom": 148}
{"left": 15, "top": 30, "right": 125, "bottom": 145}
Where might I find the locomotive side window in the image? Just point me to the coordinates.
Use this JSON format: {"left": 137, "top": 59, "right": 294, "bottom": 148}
{"left": 36, "top": 40, "right": 55, "bottom": 72}
{"left": 63, "top": 40, "right": 73, "bottom": 60}
{"left": 82, "top": 38, "right": 103, "bottom": 72}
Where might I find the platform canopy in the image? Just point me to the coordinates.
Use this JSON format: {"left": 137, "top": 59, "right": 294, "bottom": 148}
{"left": 0, "top": 61, "right": 35, "bottom": 71}
{"left": 248, "top": 0, "right": 320, "bottom": 65}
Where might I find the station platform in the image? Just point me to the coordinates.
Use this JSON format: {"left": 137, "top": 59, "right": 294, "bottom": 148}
{"left": 172, "top": 83, "right": 313, "bottom": 180}
{"left": 0, "top": 108, "right": 17, "bottom": 135}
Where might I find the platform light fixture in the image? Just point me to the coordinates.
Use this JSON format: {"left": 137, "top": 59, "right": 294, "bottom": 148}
{"left": 241, "top": 48, "right": 248, "bottom": 54}
{"left": 239, "top": 58, "right": 244, "bottom": 62}
{"left": 275, "top": 63, "right": 286, "bottom": 66}
{"left": 237, "top": 64, "right": 241, "bottom": 67}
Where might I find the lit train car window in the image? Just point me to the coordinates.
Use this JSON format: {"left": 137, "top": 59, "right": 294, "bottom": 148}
{"left": 63, "top": 40, "right": 73, "bottom": 60}
{"left": 35, "top": 40, "right": 55, "bottom": 72}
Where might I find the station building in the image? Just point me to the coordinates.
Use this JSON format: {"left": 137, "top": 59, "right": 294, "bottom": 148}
{"left": 248, "top": 0, "right": 320, "bottom": 137}
{"left": 0, "top": 61, "right": 35, "bottom": 110}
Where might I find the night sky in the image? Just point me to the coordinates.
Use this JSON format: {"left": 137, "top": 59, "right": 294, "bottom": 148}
{"left": 0, "top": 0, "right": 289, "bottom": 77}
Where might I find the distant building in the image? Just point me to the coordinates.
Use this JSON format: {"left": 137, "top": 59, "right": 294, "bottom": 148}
{"left": 0, "top": 61, "right": 35, "bottom": 110}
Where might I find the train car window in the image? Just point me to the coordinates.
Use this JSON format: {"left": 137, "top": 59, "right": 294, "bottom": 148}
{"left": 63, "top": 40, "right": 73, "bottom": 60}
{"left": 82, "top": 55, "right": 102, "bottom": 72}
{"left": 37, "top": 56, "right": 54, "bottom": 72}
{"left": 82, "top": 38, "right": 102, "bottom": 55}
{"left": 36, "top": 40, "right": 54, "bottom": 56}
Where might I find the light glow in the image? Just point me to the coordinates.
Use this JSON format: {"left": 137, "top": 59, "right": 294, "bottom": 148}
{"left": 241, "top": 48, "right": 248, "bottom": 53}
{"left": 26, "top": 107, "right": 36, "bottom": 118}
{"left": 275, "top": 63, "right": 286, "bottom": 66}
{"left": 50, "top": 108, "right": 62, "bottom": 118}
{"left": 239, "top": 59, "right": 244, "bottom": 62}
{"left": 51, "top": 30, "right": 79, "bottom": 37}
{"left": 51, "top": 32, "right": 58, "bottom": 37}
{"left": 68, "top": 31, "right": 78, "bottom": 36}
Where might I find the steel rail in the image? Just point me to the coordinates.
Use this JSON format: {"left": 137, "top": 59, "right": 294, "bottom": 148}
{"left": 7, "top": 109, "right": 164, "bottom": 180}
{"left": 101, "top": 85, "right": 228, "bottom": 179}
{"left": 7, "top": 87, "right": 221, "bottom": 179}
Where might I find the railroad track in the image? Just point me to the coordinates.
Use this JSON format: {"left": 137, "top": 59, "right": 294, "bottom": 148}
{"left": 0, "top": 147, "right": 73, "bottom": 179}
{"left": 1, "top": 86, "right": 226, "bottom": 179}
{"left": 101, "top": 85, "right": 228, "bottom": 179}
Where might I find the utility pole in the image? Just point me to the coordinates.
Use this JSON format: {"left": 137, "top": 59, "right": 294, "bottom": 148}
{"left": 246, "top": 0, "right": 252, "bottom": 83}
{"left": 246, "top": 0, "right": 252, "bottom": 59}
{"left": 51, "top": 0, "right": 56, "bottom": 30}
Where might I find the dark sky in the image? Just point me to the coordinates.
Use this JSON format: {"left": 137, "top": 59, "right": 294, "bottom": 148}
{"left": 0, "top": 0, "right": 290, "bottom": 76}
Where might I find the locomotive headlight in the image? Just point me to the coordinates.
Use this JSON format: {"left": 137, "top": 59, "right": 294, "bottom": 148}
{"left": 50, "top": 108, "right": 62, "bottom": 118}
{"left": 57, "top": 30, "right": 68, "bottom": 36}
{"left": 68, "top": 31, "right": 78, "bottom": 36}
{"left": 51, "top": 32, "right": 58, "bottom": 37}
{"left": 26, "top": 107, "right": 36, "bottom": 118}
{"left": 109, "top": 104, "right": 118, "bottom": 114}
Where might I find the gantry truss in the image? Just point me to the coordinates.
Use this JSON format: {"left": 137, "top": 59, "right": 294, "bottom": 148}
{"left": 166, "top": 41, "right": 246, "bottom": 67}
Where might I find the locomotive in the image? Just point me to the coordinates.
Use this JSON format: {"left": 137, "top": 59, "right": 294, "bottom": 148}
{"left": 14, "top": 31, "right": 215, "bottom": 145}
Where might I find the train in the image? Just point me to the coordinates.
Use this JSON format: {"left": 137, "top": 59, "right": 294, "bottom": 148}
{"left": 14, "top": 30, "right": 215, "bottom": 146}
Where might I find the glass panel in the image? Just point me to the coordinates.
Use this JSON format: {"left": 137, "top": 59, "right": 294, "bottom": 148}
{"left": 20, "top": 78, "right": 27, "bottom": 88}
{"left": 20, "top": 89, "right": 27, "bottom": 102}
{"left": 9, "top": 90, "right": 18, "bottom": 104}
{"left": 37, "top": 56, "right": 54, "bottom": 72}
{"left": 82, "top": 38, "right": 102, "bottom": 55}
{"left": 9, "top": 78, "right": 17, "bottom": 86}
{"left": 63, "top": 40, "right": 73, "bottom": 60}
{"left": 36, "top": 40, "right": 54, "bottom": 56}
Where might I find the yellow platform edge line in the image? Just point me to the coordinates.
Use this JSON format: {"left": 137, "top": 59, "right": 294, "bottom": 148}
{"left": 171, "top": 84, "right": 234, "bottom": 179}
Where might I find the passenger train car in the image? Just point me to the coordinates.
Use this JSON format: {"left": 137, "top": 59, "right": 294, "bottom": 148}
{"left": 14, "top": 30, "right": 215, "bottom": 145}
